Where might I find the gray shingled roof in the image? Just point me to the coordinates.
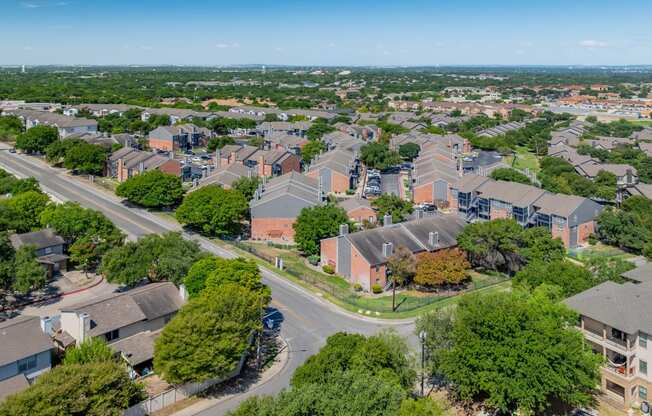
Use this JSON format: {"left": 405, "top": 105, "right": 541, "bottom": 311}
{"left": 476, "top": 179, "right": 546, "bottom": 207}
{"left": 110, "top": 330, "right": 161, "bottom": 366}
{"left": 622, "top": 262, "right": 652, "bottom": 283}
{"left": 532, "top": 193, "right": 589, "bottom": 218}
{"left": 0, "top": 374, "right": 29, "bottom": 402}
{"left": 344, "top": 215, "right": 464, "bottom": 266}
{"left": 337, "top": 197, "right": 372, "bottom": 212}
{"left": 9, "top": 229, "right": 64, "bottom": 251}
{"left": 0, "top": 316, "right": 52, "bottom": 367}
{"left": 564, "top": 281, "right": 652, "bottom": 335}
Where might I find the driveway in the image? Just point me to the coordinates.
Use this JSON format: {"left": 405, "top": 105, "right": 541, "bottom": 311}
{"left": 381, "top": 173, "right": 400, "bottom": 196}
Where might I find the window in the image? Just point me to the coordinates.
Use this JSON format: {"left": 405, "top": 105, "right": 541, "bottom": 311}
{"left": 640, "top": 386, "right": 648, "bottom": 400}
{"left": 44, "top": 247, "right": 52, "bottom": 254}
{"left": 105, "top": 329, "right": 120, "bottom": 342}
{"left": 640, "top": 333, "right": 648, "bottom": 348}
{"left": 17, "top": 355, "right": 37, "bottom": 372}
{"left": 640, "top": 360, "right": 648, "bottom": 375}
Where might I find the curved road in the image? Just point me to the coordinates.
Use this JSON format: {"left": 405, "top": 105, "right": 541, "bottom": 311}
{"left": 0, "top": 150, "right": 415, "bottom": 415}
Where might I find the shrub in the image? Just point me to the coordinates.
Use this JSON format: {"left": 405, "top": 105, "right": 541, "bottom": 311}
{"left": 588, "top": 234, "right": 598, "bottom": 245}
{"left": 371, "top": 284, "right": 383, "bottom": 294}
{"left": 307, "top": 255, "right": 320, "bottom": 266}
{"left": 322, "top": 264, "right": 335, "bottom": 274}
{"left": 353, "top": 283, "right": 363, "bottom": 292}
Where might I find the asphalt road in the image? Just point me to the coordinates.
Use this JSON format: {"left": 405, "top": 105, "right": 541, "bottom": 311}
{"left": 0, "top": 150, "right": 415, "bottom": 416}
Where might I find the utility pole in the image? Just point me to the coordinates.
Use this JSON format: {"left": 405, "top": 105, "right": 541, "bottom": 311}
{"left": 419, "top": 330, "right": 427, "bottom": 397}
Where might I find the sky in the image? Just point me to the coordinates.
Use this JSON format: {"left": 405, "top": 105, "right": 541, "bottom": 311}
{"left": 2, "top": 0, "right": 652, "bottom": 66}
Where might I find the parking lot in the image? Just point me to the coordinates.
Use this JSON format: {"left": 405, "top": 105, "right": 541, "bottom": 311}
{"left": 364, "top": 169, "right": 383, "bottom": 197}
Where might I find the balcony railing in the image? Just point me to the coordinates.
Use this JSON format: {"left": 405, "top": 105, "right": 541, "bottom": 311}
{"left": 579, "top": 328, "right": 634, "bottom": 355}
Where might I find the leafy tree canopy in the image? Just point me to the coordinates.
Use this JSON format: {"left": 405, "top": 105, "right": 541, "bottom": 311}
{"left": 489, "top": 167, "right": 531, "bottom": 185}
{"left": 360, "top": 142, "right": 401, "bottom": 170}
{"left": 176, "top": 185, "right": 248, "bottom": 236}
{"left": 293, "top": 204, "right": 351, "bottom": 255}
{"left": 15, "top": 125, "right": 59, "bottom": 154}
{"left": 116, "top": 170, "right": 184, "bottom": 208}
{"left": 184, "top": 256, "right": 270, "bottom": 301}
{"left": 372, "top": 194, "right": 413, "bottom": 224}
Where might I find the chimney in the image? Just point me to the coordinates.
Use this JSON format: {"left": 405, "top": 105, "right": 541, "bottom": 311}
{"left": 138, "top": 161, "right": 145, "bottom": 173}
{"left": 339, "top": 223, "right": 349, "bottom": 236}
{"left": 383, "top": 214, "right": 392, "bottom": 226}
{"left": 382, "top": 242, "right": 394, "bottom": 258}
{"left": 415, "top": 207, "right": 424, "bottom": 219}
{"left": 40, "top": 316, "right": 54, "bottom": 335}
{"left": 429, "top": 231, "right": 439, "bottom": 247}
{"left": 215, "top": 149, "right": 221, "bottom": 168}
{"left": 78, "top": 312, "right": 90, "bottom": 345}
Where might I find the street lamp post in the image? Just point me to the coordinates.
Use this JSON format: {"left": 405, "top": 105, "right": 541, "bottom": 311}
{"left": 419, "top": 330, "right": 427, "bottom": 397}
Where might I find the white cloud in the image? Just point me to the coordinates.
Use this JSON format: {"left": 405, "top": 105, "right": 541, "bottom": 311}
{"left": 20, "top": 2, "right": 40, "bottom": 8}
{"left": 20, "top": 0, "right": 69, "bottom": 7}
{"left": 215, "top": 42, "right": 240, "bottom": 49}
{"left": 579, "top": 40, "right": 609, "bottom": 49}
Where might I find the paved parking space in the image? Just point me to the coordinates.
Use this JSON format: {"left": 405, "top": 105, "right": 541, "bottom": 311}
{"left": 381, "top": 173, "right": 400, "bottom": 196}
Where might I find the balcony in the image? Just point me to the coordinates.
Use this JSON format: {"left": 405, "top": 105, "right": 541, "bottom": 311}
{"left": 579, "top": 328, "right": 634, "bottom": 356}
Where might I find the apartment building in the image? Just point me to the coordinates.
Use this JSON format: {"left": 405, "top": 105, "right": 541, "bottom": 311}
{"left": 451, "top": 175, "right": 603, "bottom": 247}
{"left": 565, "top": 276, "right": 652, "bottom": 408}
{"left": 336, "top": 197, "right": 377, "bottom": 224}
{"left": 320, "top": 215, "right": 465, "bottom": 291}
{"left": 6, "top": 109, "right": 98, "bottom": 138}
{"left": 305, "top": 148, "right": 359, "bottom": 194}
{"left": 250, "top": 172, "right": 325, "bottom": 243}
{"left": 215, "top": 144, "right": 300, "bottom": 177}
{"left": 108, "top": 148, "right": 182, "bottom": 182}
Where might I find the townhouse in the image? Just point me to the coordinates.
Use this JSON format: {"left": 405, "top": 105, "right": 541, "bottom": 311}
{"left": 9, "top": 229, "right": 68, "bottom": 278}
{"left": 250, "top": 172, "right": 325, "bottom": 243}
{"left": 215, "top": 144, "right": 301, "bottom": 177}
{"left": 148, "top": 124, "right": 211, "bottom": 152}
{"left": 63, "top": 103, "right": 141, "bottom": 117}
{"left": 0, "top": 316, "right": 53, "bottom": 401}
{"left": 196, "top": 163, "right": 258, "bottom": 190}
{"left": 140, "top": 108, "right": 213, "bottom": 124}
{"left": 477, "top": 121, "right": 526, "bottom": 138}
{"left": 450, "top": 175, "right": 603, "bottom": 247}
{"left": 565, "top": 273, "right": 652, "bottom": 409}
{"left": 258, "top": 121, "right": 312, "bottom": 137}
{"left": 57, "top": 282, "right": 185, "bottom": 377}
{"left": 336, "top": 197, "right": 377, "bottom": 224}
{"left": 109, "top": 148, "right": 182, "bottom": 182}
{"left": 6, "top": 109, "right": 97, "bottom": 138}
{"left": 320, "top": 215, "right": 465, "bottom": 291}
{"left": 305, "top": 148, "right": 360, "bottom": 194}
{"left": 333, "top": 124, "right": 381, "bottom": 141}
{"left": 264, "top": 132, "right": 309, "bottom": 155}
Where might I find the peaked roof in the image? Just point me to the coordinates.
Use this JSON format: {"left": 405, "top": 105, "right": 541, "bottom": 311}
{"left": 9, "top": 229, "right": 64, "bottom": 250}
{"left": 0, "top": 316, "right": 52, "bottom": 367}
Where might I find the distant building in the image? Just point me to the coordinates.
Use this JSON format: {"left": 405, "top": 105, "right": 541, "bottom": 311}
{"left": 6, "top": 109, "right": 97, "bottom": 138}
{"left": 9, "top": 229, "right": 68, "bottom": 278}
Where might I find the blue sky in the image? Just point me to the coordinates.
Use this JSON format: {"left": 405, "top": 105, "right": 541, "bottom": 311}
{"left": 2, "top": 0, "right": 651, "bottom": 66}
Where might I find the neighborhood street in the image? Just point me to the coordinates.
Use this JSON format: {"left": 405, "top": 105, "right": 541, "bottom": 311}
{"left": 0, "top": 150, "right": 415, "bottom": 416}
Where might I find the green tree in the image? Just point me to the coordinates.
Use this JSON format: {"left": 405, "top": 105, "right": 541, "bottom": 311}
{"left": 489, "top": 167, "right": 532, "bottom": 185}
{"left": 435, "top": 287, "right": 601, "bottom": 414}
{"left": 398, "top": 143, "right": 420, "bottom": 161}
{"left": 232, "top": 176, "right": 261, "bottom": 201}
{"left": 154, "top": 283, "right": 266, "bottom": 384}
{"left": 0, "top": 361, "right": 144, "bottom": 416}
{"left": 6, "top": 190, "right": 50, "bottom": 232}
{"left": 306, "top": 119, "right": 335, "bottom": 140}
{"left": 100, "top": 232, "right": 204, "bottom": 286}
{"left": 293, "top": 204, "right": 351, "bottom": 255}
{"left": 176, "top": 185, "right": 248, "bottom": 236}
{"left": 63, "top": 142, "right": 107, "bottom": 175}
{"left": 594, "top": 170, "right": 617, "bottom": 200}
{"left": 207, "top": 136, "right": 236, "bottom": 152}
{"left": 184, "top": 256, "right": 270, "bottom": 301}
{"left": 15, "top": 125, "right": 59, "bottom": 154}
{"left": 399, "top": 398, "right": 447, "bottom": 416}
{"left": 116, "top": 170, "right": 184, "bottom": 208}
{"left": 12, "top": 246, "right": 47, "bottom": 294}
{"left": 301, "top": 139, "right": 326, "bottom": 164}
{"left": 372, "top": 194, "right": 413, "bottom": 224}
{"left": 514, "top": 260, "right": 594, "bottom": 297}
{"left": 63, "top": 337, "right": 115, "bottom": 365}
{"left": 360, "top": 142, "right": 401, "bottom": 170}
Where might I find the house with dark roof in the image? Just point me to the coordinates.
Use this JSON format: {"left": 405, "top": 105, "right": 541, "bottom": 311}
{"left": 148, "top": 125, "right": 191, "bottom": 152}
{"left": 250, "top": 172, "right": 325, "bottom": 243}
{"left": 111, "top": 149, "right": 182, "bottom": 182}
{"left": 305, "top": 148, "right": 359, "bottom": 194}
{"left": 320, "top": 215, "right": 465, "bottom": 291}
{"left": 9, "top": 229, "right": 68, "bottom": 278}
{"left": 58, "top": 282, "right": 185, "bottom": 375}
{"left": 565, "top": 279, "right": 652, "bottom": 408}
{"left": 214, "top": 144, "right": 300, "bottom": 178}
{"left": 0, "top": 316, "right": 53, "bottom": 401}
{"left": 6, "top": 109, "right": 98, "bottom": 138}
{"left": 450, "top": 175, "right": 603, "bottom": 247}
{"left": 196, "top": 163, "right": 258, "bottom": 190}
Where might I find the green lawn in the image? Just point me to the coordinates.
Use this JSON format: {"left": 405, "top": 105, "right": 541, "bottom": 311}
{"left": 503, "top": 146, "right": 540, "bottom": 174}
{"left": 221, "top": 240, "right": 512, "bottom": 319}
{"left": 568, "top": 243, "right": 636, "bottom": 263}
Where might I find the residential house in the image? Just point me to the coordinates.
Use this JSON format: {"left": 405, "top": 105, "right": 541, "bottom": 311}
{"left": 337, "top": 198, "right": 377, "bottom": 224}
{"left": 148, "top": 125, "right": 191, "bottom": 152}
{"left": 196, "top": 163, "right": 258, "bottom": 190}
{"left": 9, "top": 229, "right": 68, "bottom": 278}
{"left": 140, "top": 108, "right": 213, "bottom": 124}
{"left": 250, "top": 172, "right": 325, "bottom": 243}
{"left": 57, "top": 282, "right": 185, "bottom": 376}
{"left": 450, "top": 175, "right": 603, "bottom": 247}
{"left": 64, "top": 104, "right": 141, "bottom": 117}
{"left": 215, "top": 144, "right": 300, "bottom": 177}
{"left": 320, "top": 215, "right": 465, "bottom": 291}
{"left": 305, "top": 148, "right": 359, "bottom": 194}
{"left": 7, "top": 109, "right": 98, "bottom": 138}
{"left": 264, "top": 133, "right": 308, "bottom": 155}
{"left": 565, "top": 279, "right": 652, "bottom": 408}
{"left": 0, "top": 316, "right": 53, "bottom": 401}
{"left": 477, "top": 121, "right": 526, "bottom": 138}
{"left": 633, "top": 127, "right": 652, "bottom": 143}
{"left": 258, "top": 121, "right": 312, "bottom": 137}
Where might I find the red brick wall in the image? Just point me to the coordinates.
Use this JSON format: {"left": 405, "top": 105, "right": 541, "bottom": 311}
{"left": 149, "top": 138, "right": 174, "bottom": 152}
{"left": 159, "top": 160, "right": 181, "bottom": 177}
{"left": 551, "top": 225, "right": 570, "bottom": 248}
{"left": 251, "top": 217, "right": 296, "bottom": 243}
{"left": 577, "top": 221, "right": 595, "bottom": 246}
{"left": 331, "top": 172, "right": 350, "bottom": 193}
{"left": 350, "top": 244, "right": 373, "bottom": 290}
{"left": 490, "top": 207, "right": 510, "bottom": 220}
{"left": 347, "top": 207, "right": 376, "bottom": 223}
{"left": 280, "top": 155, "right": 301, "bottom": 175}
{"left": 413, "top": 183, "right": 433, "bottom": 204}
{"left": 448, "top": 188, "right": 458, "bottom": 210}
{"left": 320, "top": 238, "right": 338, "bottom": 268}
